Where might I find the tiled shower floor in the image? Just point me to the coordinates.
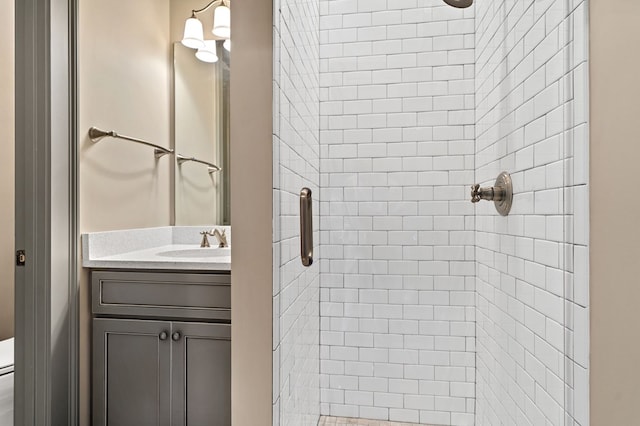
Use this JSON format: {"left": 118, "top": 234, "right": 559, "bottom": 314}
{"left": 319, "top": 416, "right": 435, "bottom": 426}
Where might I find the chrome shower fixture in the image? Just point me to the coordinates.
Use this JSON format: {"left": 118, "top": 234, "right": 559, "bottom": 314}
{"left": 443, "top": 0, "right": 473, "bottom": 8}
{"left": 471, "top": 172, "right": 513, "bottom": 216}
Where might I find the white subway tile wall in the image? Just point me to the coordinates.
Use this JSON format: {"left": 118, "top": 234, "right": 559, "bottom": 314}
{"left": 319, "top": 1, "right": 476, "bottom": 424}
{"left": 474, "top": 1, "right": 588, "bottom": 425}
{"left": 270, "top": 0, "right": 591, "bottom": 425}
{"left": 273, "top": 0, "right": 321, "bottom": 424}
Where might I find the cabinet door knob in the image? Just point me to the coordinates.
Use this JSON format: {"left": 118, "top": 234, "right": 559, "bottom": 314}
{"left": 172, "top": 332, "right": 181, "bottom": 341}
{"left": 159, "top": 331, "right": 168, "bottom": 341}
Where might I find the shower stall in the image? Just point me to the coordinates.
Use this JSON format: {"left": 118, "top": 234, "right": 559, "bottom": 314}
{"left": 272, "top": 0, "right": 589, "bottom": 424}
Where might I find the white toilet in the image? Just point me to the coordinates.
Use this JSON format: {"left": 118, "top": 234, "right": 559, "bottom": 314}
{"left": 0, "top": 338, "right": 14, "bottom": 426}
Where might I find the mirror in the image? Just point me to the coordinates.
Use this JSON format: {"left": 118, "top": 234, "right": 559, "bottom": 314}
{"left": 173, "top": 41, "right": 230, "bottom": 225}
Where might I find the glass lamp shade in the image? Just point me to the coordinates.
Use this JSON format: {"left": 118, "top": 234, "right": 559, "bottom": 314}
{"left": 212, "top": 5, "right": 231, "bottom": 39}
{"left": 223, "top": 39, "right": 231, "bottom": 51}
{"left": 195, "top": 40, "right": 219, "bottom": 63}
{"left": 182, "top": 17, "right": 204, "bottom": 49}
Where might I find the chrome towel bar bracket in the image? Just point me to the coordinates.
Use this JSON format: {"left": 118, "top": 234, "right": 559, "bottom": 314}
{"left": 176, "top": 154, "right": 221, "bottom": 174}
{"left": 88, "top": 126, "right": 174, "bottom": 159}
{"left": 89, "top": 127, "right": 222, "bottom": 174}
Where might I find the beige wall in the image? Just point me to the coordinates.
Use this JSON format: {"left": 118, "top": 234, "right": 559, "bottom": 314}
{"left": 0, "top": 0, "right": 15, "bottom": 341}
{"left": 230, "top": 0, "right": 273, "bottom": 423}
{"left": 79, "top": 0, "right": 172, "bottom": 234}
{"left": 78, "top": 0, "right": 171, "bottom": 423}
{"left": 590, "top": 1, "right": 640, "bottom": 424}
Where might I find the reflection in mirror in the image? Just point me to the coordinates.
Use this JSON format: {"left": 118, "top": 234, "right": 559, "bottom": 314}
{"left": 174, "top": 42, "right": 230, "bottom": 225}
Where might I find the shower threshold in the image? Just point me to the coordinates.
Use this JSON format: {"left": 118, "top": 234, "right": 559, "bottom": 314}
{"left": 319, "top": 416, "right": 439, "bottom": 426}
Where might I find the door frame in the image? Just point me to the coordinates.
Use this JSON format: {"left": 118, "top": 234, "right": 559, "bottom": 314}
{"left": 14, "top": 0, "right": 78, "bottom": 424}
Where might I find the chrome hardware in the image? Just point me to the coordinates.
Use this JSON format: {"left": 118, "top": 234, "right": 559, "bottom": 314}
{"left": 300, "top": 188, "right": 313, "bottom": 267}
{"left": 159, "top": 331, "right": 168, "bottom": 341}
{"left": 200, "top": 228, "right": 228, "bottom": 248}
{"left": 210, "top": 228, "right": 228, "bottom": 248}
{"left": 16, "top": 250, "right": 26, "bottom": 266}
{"left": 200, "top": 231, "right": 211, "bottom": 248}
{"left": 191, "top": 0, "right": 229, "bottom": 18}
{"left": 88, "top": 126, "right": 174, "bottom": 159}
{"left": 471, "top": 185, "right": 506, "bottom": 203}
{"left": 471, "top": 171, "right": 513, "bottom": 216}
{"left": 172, "top": 332, "right": 181, "bottom": 341}
{"left": 176, "top": 154, "right": 221, "bottom": 174}
{"left": 443, "top": 0, "right": 473, "bottom": 8}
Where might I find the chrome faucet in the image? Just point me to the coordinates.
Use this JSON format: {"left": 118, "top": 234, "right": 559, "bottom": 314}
{"left": 210, "top": 228, "right": 228, "bottom": 248}
{"left": 199, "top": 228, "right": 228, "bottom": 248}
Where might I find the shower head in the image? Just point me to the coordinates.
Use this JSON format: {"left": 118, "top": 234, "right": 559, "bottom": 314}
{"left": 443, "top": 0, "right": 473, "bottom": 8}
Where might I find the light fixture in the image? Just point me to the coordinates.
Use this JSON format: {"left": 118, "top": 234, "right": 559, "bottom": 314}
{"left": 181, "top": 15, "right": 205, "bottom": 49}
{"left": 181, "top": 0, "right": 230, "bottom": 62}
{"left": 212, "top": 5, "right": 231, "bottom": 39}
{"left": 196, "top": 40, "right": 219, "bottom": 63}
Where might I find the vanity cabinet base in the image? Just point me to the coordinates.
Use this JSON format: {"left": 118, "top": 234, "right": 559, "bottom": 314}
{"left": 91, "top": 270, "right": 231, "bottom": 426}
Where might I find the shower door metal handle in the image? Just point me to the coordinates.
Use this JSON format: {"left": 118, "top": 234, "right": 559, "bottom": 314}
{"left": 300, "top": 188, "right": 313, "bottom": 267}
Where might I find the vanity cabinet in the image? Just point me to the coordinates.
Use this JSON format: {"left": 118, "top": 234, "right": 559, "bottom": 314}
{"left": 91, "top": 271, "right": 231, "bottom": 426}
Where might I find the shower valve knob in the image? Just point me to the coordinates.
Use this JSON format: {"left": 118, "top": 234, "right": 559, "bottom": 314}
{"left": 470, "top": 184, "right": 504, "bottom": 203}
{"left": 470, "top": 184, "right": 482, "bottom": 203}
{"left": 470, "top": 172, "right": 513, "bottom": 216}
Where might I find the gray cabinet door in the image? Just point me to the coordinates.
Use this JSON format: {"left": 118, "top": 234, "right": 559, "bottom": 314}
{"left": 171, "top": 322, "right": 231, "bottom": 426}
{"left": 93, "top": 318, "right": 172, "bottom": 426}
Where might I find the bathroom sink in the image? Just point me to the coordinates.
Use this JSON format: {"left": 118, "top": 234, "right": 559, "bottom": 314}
{"left": 156, "top": 247, "right": 230, "bottom": 259}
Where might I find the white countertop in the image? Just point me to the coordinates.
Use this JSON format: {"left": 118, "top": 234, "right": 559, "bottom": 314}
{"left": 82, "top": 226, "right": 231, "bottom": 271}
